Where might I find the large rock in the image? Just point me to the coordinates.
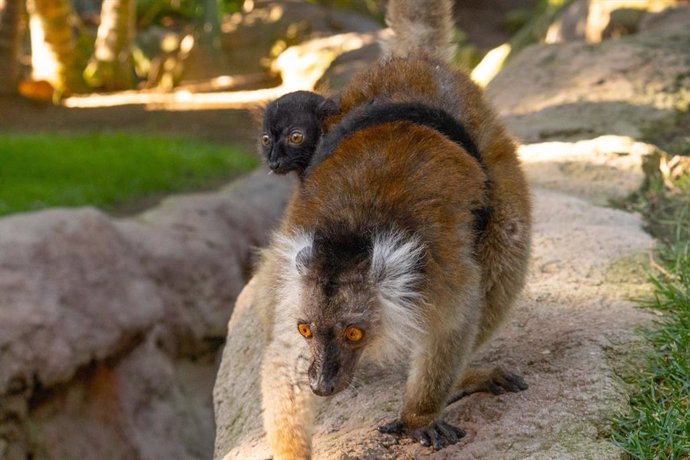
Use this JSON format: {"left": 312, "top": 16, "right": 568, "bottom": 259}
{"left": 487, "top": 20, "right": 690, "bottom": 146}
{"left": 518, "top": 135, "right": 660, "bottom": 205}
{"left": 0, "top": 209, "right": 162, "bottom": 394}
{"left": 640, "top": 3, "right": 690, "bottom": 32}
{"left": 0, "top": 171, "right": 295, "bottom": 460}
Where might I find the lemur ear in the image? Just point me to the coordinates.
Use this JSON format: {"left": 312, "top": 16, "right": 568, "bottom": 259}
{"left": 317, "top": 98, "right": 339, "bottom": 118}
{"left": 248, "top": 101, "right": 268, "bottom": 127}
{"left": 369, "top": 232, "right": 426, "bottom": 300}
{"left": 296, "top": 246, "right": 313, "bottom": 276}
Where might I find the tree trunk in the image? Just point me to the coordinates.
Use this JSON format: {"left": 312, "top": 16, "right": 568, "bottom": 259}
{"left": 83, "top": 0, "right": 136, "bottom": 91}
{"left": 0, "top": 0, "right": 25, "bottom": 95}
{"left": 26, "top": 0, "right": 80, "bottom": 93}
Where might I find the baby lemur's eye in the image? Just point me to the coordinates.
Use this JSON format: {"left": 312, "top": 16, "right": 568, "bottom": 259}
{"left": 344, "top": 326, "right": 364, "bottom": 342}
{"left": 289, "top": 130, "right": 304, "bottom": 145}
{"left": 297, "top": 323, "right": 313, "bottom": 338}
{"left": 261, "top": 134, "right": 271, "bottom": 146}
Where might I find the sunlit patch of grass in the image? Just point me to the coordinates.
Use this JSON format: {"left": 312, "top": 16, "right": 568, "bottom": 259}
{"left": 612, "top": 172, "right": 690, "bottom": 459}
{"left": 0, "top": 132, "right": 258, "bottom": 217}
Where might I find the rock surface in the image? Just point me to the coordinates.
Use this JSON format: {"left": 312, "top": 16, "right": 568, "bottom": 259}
{"left": 518, "top": 135, "right": 659, "bottom": 206}
{"left": 487, "top": 15, "right": 690, "bottom": 145}
{"left": 0, "top": 171, "right": 295, "bottom": 460}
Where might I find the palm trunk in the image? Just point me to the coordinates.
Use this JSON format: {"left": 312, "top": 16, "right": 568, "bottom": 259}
{"left": 0, "top": 0, "right": 26, "bottom": 94}
{"left": 83, "top": 0, "right": 136, "bottom": 91}
{"left": 26, "top": 0, "right": 80, "bottom": 92}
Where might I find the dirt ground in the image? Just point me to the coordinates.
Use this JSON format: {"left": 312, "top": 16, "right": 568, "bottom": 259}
{"left": 0, "top": 95, "right": 259, "bottom": 152}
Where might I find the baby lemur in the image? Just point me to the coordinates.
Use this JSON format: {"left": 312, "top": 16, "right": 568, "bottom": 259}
{"left": 253, "top": 0, "right": 532, "bottom": 458}
{"left": 260, "top": 91, "right": 338, "bottom": 178}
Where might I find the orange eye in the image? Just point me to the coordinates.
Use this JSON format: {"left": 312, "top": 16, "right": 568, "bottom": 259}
{"left": 289, "top": 130, "right": 304, "bottom": 145}
{"left": 344, "top": 326, "right": 364, "bottom": 342}
{"left": 261, "top": 134, "right": 271, "bottom": 146}
{"left": 298, "top": 323, "right": 313, "bottom": 338}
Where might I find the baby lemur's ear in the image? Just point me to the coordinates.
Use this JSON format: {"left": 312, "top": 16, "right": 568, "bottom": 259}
{"left": 317, "top": 98, "right": 339, "bottom": 119}
{"left": 248, "top": 101, "right": 268, "bottom": 127}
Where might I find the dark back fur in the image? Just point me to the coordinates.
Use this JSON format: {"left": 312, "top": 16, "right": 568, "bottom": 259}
{"left": 303, "top": 224, "right": 375, "bottom": 298}
{"left": 310, "top": 102, "right": 481, "bottom": 171}
{"left": 307, "top": 101, "right": 490, "bottom": 241}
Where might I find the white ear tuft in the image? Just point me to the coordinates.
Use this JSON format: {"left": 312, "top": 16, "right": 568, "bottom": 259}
{"left": 369, "top": 231, "right": 426, "bottom": 359}
{"left": 272, "top": 231, "right": 314, "bottom": 281}
{"left": 268, "top": 231, "right": 314, "bottom": 314}
{"left": 370, "top": 231, "right": 425, "bottom": 301}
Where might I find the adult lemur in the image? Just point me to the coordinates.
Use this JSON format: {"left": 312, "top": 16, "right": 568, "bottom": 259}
{"left": 255, "top": 0, "right": 532, "bottom": 457}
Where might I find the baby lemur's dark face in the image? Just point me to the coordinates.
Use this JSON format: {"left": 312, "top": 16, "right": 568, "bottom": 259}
{"left": 261, "top": 91, "right": 338, "bottom": 177}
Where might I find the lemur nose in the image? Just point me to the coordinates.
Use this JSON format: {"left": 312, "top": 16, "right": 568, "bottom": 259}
{"left": 269, "top": 160, "right": 281, "bottom": 170}
{"left": 310, "top": 378, "right": 335, "bottom": 396}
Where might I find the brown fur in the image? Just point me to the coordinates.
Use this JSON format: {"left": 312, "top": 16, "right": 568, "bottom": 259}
{"left": 255, "top": 2, "right": 531, "bottom": 458}
{"left": 334, "top": 56, "right": 531, "bottom": 345}
{"left": 322, "top": 54, "right": 532, "bottom": 351}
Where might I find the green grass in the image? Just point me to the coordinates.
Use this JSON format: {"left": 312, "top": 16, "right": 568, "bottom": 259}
{"left": 612, "top": 171, "right": 690, "bottom": 459}
{"left": 0, "top": 132, "right": 259, "bottom": 217}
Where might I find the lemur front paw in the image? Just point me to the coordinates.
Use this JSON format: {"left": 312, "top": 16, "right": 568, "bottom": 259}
{"left": 447, "top": 367, "right": 529, "bottom": 405}
{"left": 378, "top": 419, "right": 465, "bottom": 450}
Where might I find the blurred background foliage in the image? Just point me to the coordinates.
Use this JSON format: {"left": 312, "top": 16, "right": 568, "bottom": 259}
{"left": 1, "top": 0, "right": 547, "bottom": 99}
{"left": 4, "top": 0, "right": 686, "bottom": 98}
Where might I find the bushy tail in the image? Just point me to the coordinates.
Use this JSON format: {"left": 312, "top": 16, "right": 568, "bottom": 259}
{"left": 382, "top": 0, "right": 456, "bottom": 63}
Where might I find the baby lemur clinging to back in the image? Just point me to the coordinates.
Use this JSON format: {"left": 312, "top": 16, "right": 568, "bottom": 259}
{"left": 260, "top": 91, "right": 339, "bottom": 179}
{"left": 252, "top": 0, "right": 532, "bottom": 458}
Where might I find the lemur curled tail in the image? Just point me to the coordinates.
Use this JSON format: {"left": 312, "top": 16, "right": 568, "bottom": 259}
{"left": 383, "top": 0, "right": 456, "bottom": 62}
{"left": 255, "top": 0, "right": 532, "bottom": 457}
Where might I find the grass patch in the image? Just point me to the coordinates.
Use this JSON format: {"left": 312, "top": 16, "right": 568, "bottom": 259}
{"left": 612, "top": 166, "right": 690, "bottom": 458}
{"left": 0, "top": 132, "right": 259, "bottom": 217}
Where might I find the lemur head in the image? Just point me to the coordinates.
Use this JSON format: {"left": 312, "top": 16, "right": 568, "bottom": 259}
{"left": 260, "top": 91, "right": 339, "bottom": 176}
{"left": 280, "top": 226, "right": 427, "bottom": 397}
